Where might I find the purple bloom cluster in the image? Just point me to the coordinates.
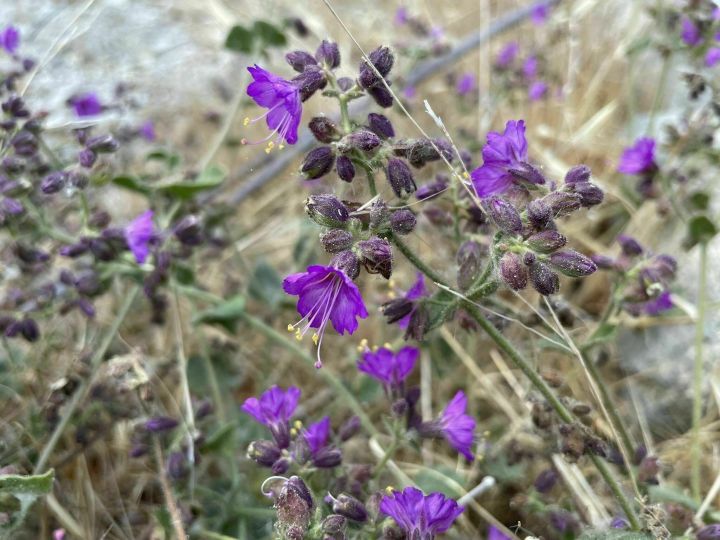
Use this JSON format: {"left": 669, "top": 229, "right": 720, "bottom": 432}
{"left": 618, "top": 137, "right": 656, "bottom": 175}
{"left": 245, "top": 65, "right": 303, "bottom": 145}
{"left": 380, "top": 486, "right": 464, "bottom": 539}
{"left": 242, "top": 385, "right": 300, "bottom": 449}
{"left": 418, "top": 390, "right": 477, "bottom": 461}
{"left": 357, "top": 345, "right": 418, "bottom": 394}
{"left": 0, "top": 25, "right": 19, "bottom": 54}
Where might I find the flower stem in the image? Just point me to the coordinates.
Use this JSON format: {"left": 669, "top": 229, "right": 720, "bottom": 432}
{"left": 373, "top": 434, "right": 400, "bottom": 480}
{"left": 34, "top": 285, "right": 140, "bottom": 473}
{"left": 366, "top": 168, "right": 377, "bottom": 197}
{"left": 692, "top": 241, "right": 708, "bottom": 500}
{"left": 391, "top": 234, "right": 448, "bottom": 287}
{"left": 338, "top": 95, "right": 352, "bottom": 134}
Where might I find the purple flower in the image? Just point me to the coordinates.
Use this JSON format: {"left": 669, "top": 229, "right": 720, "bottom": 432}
{"left": 495, "top": 42, "right": 519, "bottom": 67}
{"left": 488, "top": 525, "right": 512, "bottom": 540}
{"left": 242, "top": 385, "right": 301, "bottom": 448}
{"left": 139, "top": 120, "right": 156, "bottom": 141}
{"left": 245, "top": 65, "right": 302, "bottom": 145}
{"left": 125, "top": 210, "right": 154, "bottom": 264}
{"left": 394, "top": 6, "right": 409, "bottom": 25}
{"left": 439, "top": 391, "right": 476, "bottom": 460}
{"left": 470, "top": 119, "right": 529, "bottom": 197}
{"left": 380, "top": 486, "right": 464, "bottom": 539}
{"left": 531, "top": 2, "right": 551, "bottom": 25}
{"left": 303, "top": 416, "right": 330, "bottom": 455}
{"left": 617, "top": 137, "right": 656, "bottom": 174}
{"left": 706, "top": 47, "right": 720, "bottom": 67}
{"left": 528, "top": 81, "right": 548, "bottom": 101}
{"left": 523, "top": 55, "right": 538, "bottom": 79}
{"left": 71, "top": 92, "right": 102, "bottom": 117}
{"left": 641, "top": 290, "right": 673, "bottom": 315}
{"left": 357, "top": 346, "right": 418, "bottom": 391}
{"left": 397, "top": 273, "right": 427, "bottom": 329}
{"left": 681, "top": 17, "right": 702, "bottom": 47}
{"left": 283, "top": 264, "right": 368, "bottom": 368}
{"left": 403, "top": 85, "right": 417, "bottom": 99}
{"left": 456, "top": 72, "right": 477, "bottom": 96}
{"left": 0, "top": 26, "right": 19, "bottom": 54}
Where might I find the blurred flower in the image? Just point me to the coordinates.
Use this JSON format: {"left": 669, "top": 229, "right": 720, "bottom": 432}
{"left": 531, "top": 2, "right": 551, "bottom": 25}
{"left": 71, "top": 92, "right": 102, "bottom": 117}
{"left": 387, "top": 272, "right": 426, "bottom": 329}
{"left": 380, "top": 486, "right": 464, "bottom": 539}
{"left": 245, "top": 65, "right": 302, "bottom": 145}
{"left": 419, "top": 390, "right": 476, "bottom": 460}
{"left": 523, "top": 55, "right": 538, "bottom": 79}
{"left": 394, "top": 6, "right": 409, "bottom": 25}
{"left": 495, "top": 42, "right": 519, "bottom": 67}
{"left": 357, "top": 346, "right": 418, "bottom": 392}
{"left": 488, "top": 525, "right": 512, "bottom": 540}
{"left": 125, "top": 210, "right": 154, "bottom": 264}
{"left": 706, "top": 47, "right": 720, "bottom": 67}
{"left": 681, "top": 17, "right": 702, "bottom": 47}
{"left": 0, "top": 25, "right": 19, "bottom": 54}
{"left": 470, "top": 119, "right": 529, "bottom": 197}
{"left": 529, "top": 80, "right": 548, "bottom": 101}
{"left": 283, "top": 265, "right": 368, "bottom": 367}
{"left": 403, "top": 85, "right": 417, "bottom": 99}
{"left": 139, "top": 120, "right": 156, "bottom": 141}
{"left": 617, "top": 137, "right": 656, "bottom": 174}
{"left": 456, "top": 72, "right": 477, "bottom": 96}
{"left": 242, "top": 385, "right": 301, "bottom": 449}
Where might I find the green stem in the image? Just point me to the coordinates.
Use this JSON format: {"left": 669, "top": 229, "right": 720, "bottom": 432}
{"left": 34, "top": 285, "right": 140, "bottom": 473}
{"left": 338, "top": 95, "right": 351, "bottom": 134}
{"left": 692, "top": 241, "right": 708, "bottom": 500}
{"left": 391, "top": 235, "right": 448, "bottom": 287}
{"left": 373, "top": 437, "right": 400, "bottom": 480}
{"left": 365, "top": 168, "right": 377, "bottom": 197}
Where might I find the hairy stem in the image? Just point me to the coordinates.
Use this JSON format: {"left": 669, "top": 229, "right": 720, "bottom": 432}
{"left": 692, "top": 241, "right": 708, "bottom": 500}
{"left": 391, "top": 235, "right": 448, "bottom": 287}
{"left": 366, "top": 168, "right": 377, "bottom": 197}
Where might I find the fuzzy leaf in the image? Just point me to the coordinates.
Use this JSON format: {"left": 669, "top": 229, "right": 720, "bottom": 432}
{"left": 111, "top": 175, "right": 152, "bottom": 195}
{"left": 686, "top": 214, "right": 717, "bottom": 247}
{"left": 156, "top": 165, "right": 226, "bottom": 199}
{"left": 0, "top": 469, "right": 54, "bottom": 496}
{"left": 253, "top": 21, "right": 287, "bottom": 48}
{"left": 192, "top": 295, "right": 246, "bottom": 331}
{"left": 248, "top": 261, "right": 283, "bottom": 308}
{"left": 225, "top": 25, "right": 255, "bottom": 53}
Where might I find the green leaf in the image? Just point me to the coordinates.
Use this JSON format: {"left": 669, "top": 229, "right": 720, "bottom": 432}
{"left": 192, "top": 295, "right": 246, "bottom": 332}
{"left": 0, "top": 469, "right": 54, "bottom": 496}
{"left": 688, "top": 191, "right": 710, "bottom": 211}
{"left": 686, "top": 214, "right": 718, "bottom": 247}
{"left": 253, "top": 20, "right": 287, "bottom": 48}
{"left": 111, "top": 175, "right": 152, "bottom": 195}
{"left": 200, "top": 423, "right": 236, "bottom": 453}
{"left": 225, "top": 25, "right": 255, "bottom": 53}
{"left": 248, "top": 261, "right": 283, "bottom": 308}
{"left": 156, "top": 165, "right": 226, "bottom": 199}
{"left": 146, "top": 149, "right": 181, "bottom": 170}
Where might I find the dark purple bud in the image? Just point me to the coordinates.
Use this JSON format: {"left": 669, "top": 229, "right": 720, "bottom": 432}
{"left": 457, "top": 240, "right": 483, "bottom": 291}
{"left": 322, "top": 514, "right": 347, "bottom": 534}
{"left": 14, "top": 243, "right": 50, "bottom": 264}
{"left": 301, "top": 146, "right": 335, "bottom": 179}
{"left": 385, "top": 158, "right": 416, "bottom": 197}
{"left": 357, "top": 237, "right": 393, "bottom": 279}
{"left": 526, "top": 199, "right": 553, "bottom": 229}
{"left": 2, "top": 156, "right": 24, "bottom": 174}
{"left": 292, "top": 65, "right": 327, "bottom": 101}
{"left": 368, "top": 85, "right": 393, "bottom": 108}
{"left": 343, "top": 129, "right": 381, "bottom": 153}
{"left": 331, "top": 250, "right": 361, "bottom": 280}
{"left": 617, "top": 234, "right": 643, "bottom": 256}
{"left": 2, "top": 197, "right": 23, "bottom": 215}
{"left": 272, "top": 458, "right": 290, "bottom": 474}
{"left": 269, "top": 422, "right": 291, "bottom": 450}
{"left": 633, "top": 445, "right": 648, "bottom": 466}
{"left": 78, "top": 148, "right": 97, "bottom": 168}
{"left": 398, "top": 138, "right": 451, "bottom": 169}
{"left": 404, "top": 304, "right": 429, "bottom": 341}
{"left": 89, "top": 238, "right": 117, "bottom": 261}
{"left": 173, "top": 215, "right": 204, "bottom": 246}
{"left": 86, "top": 134, "right": 119, "bottom": 153}
{"left": 549, "top": 250, "right": 597, "bottom": 277}
{"left": 167, "top": 451, "right": 187, "bottom": 480}
{"left": 359, "top": 46, "right": 394, "bottom": 88}
{"left": 306, "top": 194, "right": 349, "bottom": 227}
{"left": 610, "top": 517, "right": 629, "bottom": 529}
{"left": 564, "top": 164, "right": 591, "bottom": 184}
{"left": 76, "top": 298, "right": 95, "bottom": 318}
{"left": 284, "top": 476, "right": 314, "bottom": 511}
{"left": 321, "top": 229, "right": 354, "bottom": 253}
{"left": 285, "top": 50, "right": 317, "bottom": 72}
{"left": 339, "top": 416, "right": 361, "bottom": 441}
{"left": 549, "top": 510, "right": 580, "bottom": 534}
{"left": 75, "top": 271, "right": 102, "bottom": 296}
{"left": 59, "top": 269, "right": 75, "bottom": 285}
{"left": 315, "top": 40, "right": 340, "bottom": 68}
{"left": 332, "top": 494, "right": 368, "bottom": 522}
{"left": 19, "top": 318, "right": 40, "bottom": 342}
{"left": 499, "top": 252, "right": 528, "bottom": 290}
{"left": 526, "top": 231, "right": 567, "bottom": 253}
{"left": 11, "top": 130, "right": 37, "bottom": 156}
{"left": 312, "top": 446, "right": 343, "bottom": 468}
{"left": 390, "top": 209, "right": 416, "bottom": 235}
{"left": 423, "top": 207, "right": 453, "bottom": 227}
{"left": 697, "top": 525, "right": 720, "bottom": 540}
{"left": 570, "top": 182, "right": 604, "bottom": 207}
{"left": 382, "top": 297, "right": 413, "bottom": 324}
{"left": 529, "top": 261, "right": 560, "bottom": 295}
{"left": 542, "top": 191, "right": 582, "bottom": 217}
{"left": 534, "top": 468, "right": 558, "bottom": 493}
{"left": 369, "top": 199, "right": 390, "bottom": 228}
{"left": 68, "top": 171, "right": 88, "bottom": 190}
{"left": 60, "top": 241, "right": 89, "bottom": 258}
{"left": 89, "top": 210, "right": 111, "bottom": 229}
{"left": 247, "top": 440, "right": 282, "bottom": 467}
{"left": 2, "top": 95, "right": 29, "bottom": 118}
{"left": 195, "top": 399, "right": 214, "bottom": 420}
{"left": 40, "top": 171, "right": 67, "bottom": 194}
{"left": 416, "top": 176, "right": 448, "bottom": 200}
{"left": 308, "top": 116, "right": 338, "bottom": 143}
{"left": 144, "top": 416, "right": 179, "bottom": 433}
{"left": 367, "top": 113, "right": 394, "bottom": 139}
{"left": 508, "top": 161, "right": 546, "bottom": 185}
{"left": 24, "top": 119, "right": 43, "bottom": 134}
{"left": 591, "top": 254, "right": 615, "bottom": 270}
{"left": 485, "top": 197, "right": 522, "bottom": 235}
{"left": 129, "top": 444, "right": 148, "bottom": 458}
{"left": 335, "top": 155, "right": 355, "bottom": 182}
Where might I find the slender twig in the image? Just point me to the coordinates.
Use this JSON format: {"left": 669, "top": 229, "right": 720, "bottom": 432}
{"left": 691, "top": 241, "right": 708, "bottom": 500}
{"left": 153, "top": 442, "right": 188, "bottom": 540}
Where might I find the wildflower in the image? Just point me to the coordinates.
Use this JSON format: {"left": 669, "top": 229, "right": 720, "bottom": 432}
{"left": 617, "top": 137, "right": 656, "bottom": 174}
{"left": 0, "top": 26, "right": 19, "bottom": 54}
{"left": 283, "top": 264, "right": 368, "bottom": 368}
{"left": 245, "top": 64, "right": 302, "bottom": 145}
{"left": 495, "top": 42, "right": 519, "bottom": 68}
{"left": 303, "top": 416, "right": 342, "bottom": 467}
{"left": 523, "top": 55, "right": 538, "bottom": 79}
{"left": 383, "top": 272, "right": 427, "bottom": 329}
{"left": 419, "top": 391, "right": 476, "bottom": 460}
{"left": 380, "top": 486, "right": 464, "bottom": 539}
{"left": 241, "top": 385, "right": 301, "bottom": 449}
{"left": 357, "top": 236, "right": 393, "bottom": 279}
{"left": 488, "top": 525, "right": 512, "bottom": 540}
{"left": 706, "top": 47, "right": 720, "bottom": 67}
{"left": 394, "top": 6, "right": 409, "bottom": 25}
{"left": 357, "top": 346, "right": 418, "bottom": 393}
{"left": 528, "top": 80, "right": 548, "bottom": 101}
{"left": 635, "top": 290, "right": 673, "bottom": 316}
{"left": 456, "top": 72, "right": 477, "bottom": 96}
{"left": 70, "top": 92, "right": 102, "bottom": 117}
{"left": 531, "top": 2, "right": 551, "bottom": 25}
{"left": 125, "top": 210, "right": 155, "bottom": 264}
{"left": 681, "top": 17, "right": 702, "bottom": 47}
{"left": 471, "top": 120, "right": 538, "bottom": 198}
{"left": 144, "top": 416, "right": 179, "bottom": 433}
{"left": 328, "top": 493, "right": 368, "bottom": 522}
{"left": 139, "top": 120, "right": 156, "bottom": 141}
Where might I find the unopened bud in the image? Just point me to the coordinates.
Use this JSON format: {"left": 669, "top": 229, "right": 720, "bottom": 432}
{"left": 564, "top": 164, "right": 591, "bottom": 184}
{"left": 527, "top": 199, "right": 552, "bottom": 229}
{"left": 534, "top": 468, "right": 558, "bottom": 493}
{"left": 301, "top": 147, "right": 335, "bottom": 179}
{"left": 369, "top": 199, "right": 390, "bottom": 228}
{"left": 285, "top": 50, "right": 317, "bottom": 72}
{"left": 485, "top": 197, "right": 522, "bottom": 235}
{"left": 416, "top": 176, "right": 448, "bottom": 201}
{"left": 86, "top": 134, "right": 119, "bottom": 153}
{"left": 499, "top": 252, "right": 528, "bottom": 290}
{"left": 526, "top": 231, "right": 567, "bottom": 254}
{"left": 457, "top": 240, "right": 483, "bottom": 291}
{"left": 322, "top": 514, "right": 347, "bottom": 534}
{"left": 367, "top": 113, "right": 395, "bottom": 139}
{"left": 321, "top": 229, "right": 354, "bottom": 253}
{"left": 292, "top": 65, "right": 327, "bottom": 101}
{"left": 529, "top": 261, "right": 560, "bottom": 295}
{"left": 315, "top": 40, "right": 340, "bottom": 68}
{"left": 570, "top": 182, "right": 603, "bottom": 207}
{"left": 308, "top": 116, "right": 338, "bottom": 143}
{"left": 40, "top": 171, "right": 67, "bottom": 194}
{"left": 542, "top": 191, "right": 582, "bottom": 217}
{"left": 385, "top": 158, "right": 416, "bottom": 197}
{"left": 390, "top": 209, "right": 416, "bottom": 235}
{"left": 331, "top": 251, "right": 361, "bottom": 280}
{"left": 508, "top": 161, "right": 545, "bottom": 185}
{"left": 174, "top": 215, "right": 204, "bottom": 246}
{"left": 359, "top": 46, "right": 394, "bottom": 88}
{"left": 272, "top": 457, "right": 290, "bottom": 474}
{"left": 339, "top": 416, "right": 361, "bottom": 441}
{"left": 276, "top": 476, "right": 313, "bottom": 535}
{"left": 247, "top": 440, "right": 282, "bottom": 466}
{"left": 382, "top": 297, "right": 413, "bottom": 324}
{"left": 332, "top": 493, "right": 368, "bottom": 522}
{"left": 549, "top": 250, "right": 597, "bottom": 277}
{"left": 368, "top": 85, "right": 393, "bottom": 108}
{"left": 312, "top": 446, "right": 342, "bottom": 468}
{"left": 617, "top": 234, "right": 643, "bottom": 256}
{"left": 357, "top": 237, "right": 393, "bottom": 279}
{"left": 306, "top": 194, "right": 349, "bottom": 227}
{"left": 343, "top": 129, "right": 381, "bottom": 153}
{"left": 404, "top": 304, "right": 429, "bottom": 341}
{"left": 78, "top": 148, "right": 97, "bottom": 168}
{"left": 144, "top": 416, "right": 179, "bottom": 433}
{"left": 697, "top": 525, "right": 720, "bottom": 540}
{"left": 335, "top": 156, "right": 355, "bottom": 182}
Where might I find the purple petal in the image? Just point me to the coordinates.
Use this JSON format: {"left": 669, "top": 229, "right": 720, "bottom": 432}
{"left": 125, "top": 210, "right": 154, "bottom": 264}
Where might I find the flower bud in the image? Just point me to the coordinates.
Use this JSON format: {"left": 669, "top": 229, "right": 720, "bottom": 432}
{"left": 144, "top": 416, "right": 179, "bottom": 433}
{"left": 382, "top": 297, "right": 413, "bottom": 324}
{"left": 167, "top": 451, "right": 187, "bottom": 480}
{"left": 534, "top": 468, "right": 558, "bottom": 493}
{"left": 2, "top": 197, "right": 23, "bottom": 215}
{"left": 697, "top": 525, "right": 720, "bottom": 540}
{"left": 335, "top": 156, "right": 355, "bottom": 182}
{"left": 293, "top": 65, "right": 327, "bottom": 101}
{"left": 398, "top": 138, "right": 451, "bottom": 168}
{"left": 60, "top": 241, "right": 89, "bottom": 258}
{"left": 549, "top": 250, "right": 597, "bottom": 277}
{"left": 272, "top": 457, "right": 290, "bottom": 474}
{"left": 527, "top": 199, "right": 552, "bottom": 229}
{"left": 385, "top": 158, "right": 416, "bottom": 197}
{"left": 617, "top": 234, "right": 643, "bottom": 256}
{"left": 369, "top": 199, "right": 390, "bottom": 228}
{"left": 15, "top": 318, "right": 40, "bottom": 342}
{"left": 11, "top": 130, "right": 37, "bottom": 156}
{"left": 570, "top": 182, "right": 603, "bottom": 207}
{"left": 322, "top": 514, "right": 347, "bottom": 534}
{"left": 286, "top": 50, "right": 317, "bottom": 72}
{"left": 2, "top": 95, "right": 29, "bottom": 118}
{"left": 86, "top": 134, "right": 119, "bottom": 153}
{"left": 390, "top": 209, "right": 416, "bottom": 235}
{"left": 610, "top": 517, "right": 629, "bottom": 529}
{"left": 247, "top": 439, "right": 282, "bottom": 466}
{"left": 315, "top": 40, "right": 340, "bottom": 68}
{"left": 457, "top": 240, "right": 483, "bottom": 291}
{"left": 40, "top": 171, "right": 67, "bottom": 194}
{"left": 404, "top": 304, "right": 429, "bottom": 341}
{"left": 343, "top": 129, "right": 381, "bottom": 153}
{"left": 367, "top": 113, "right": 395, "bottom": 139}
{"left": 332, "top": 494, "right": 368, "bottom": 522}
{"left": 280, "top": 475, "right": 314, "bottom": 513}
{"left": 2, "top": 156, "right": 24, "bottom": 174}
{"left": 564, "top": 164, "right": 591, "bottom": 184}
{"left": 331, "top": 251, "right": 361, "bottom": 280}
{"left": 529, "top": 261, "right": 560, "bottom": 295}
{"left": 339, "top": 416, "right": 361, "bottom": 441}
{"left": 508, "top": 161, "right": 545, "bottom": 185}
{"left": 485, "top": 197, "right": 522, "bottom": 235}
{"left": 499, "top": 252, "right": 528, "bottom": 290}
{"left": 416, "top": 176, "right": 448, "bottom": 200}
{"left": 357, "top": 237, "right": 393, "bottom": 279}
{"left": 321, "top": 229, "right": 354, "bottom": 253}
{"left": 591, "top": 254, "right": 615, "bottom": 270}
{"left": 526, "top": 231, "right": 567, "bottom": 254}
{"left": 301, "top": 146, "right": 335, "bottom": 179}
{"left": 359, "top": 46, "right": 394, "bottom": 88}
{"left": 368, "top": 85, "right": 393, "bottom": 108}
{"left": 542, "top": 191, "right": 582, "bottom": 217}
{"left": 391, "top": 398, "right": 408, "bottom": 417}
{"left": 174, "top": 215, "right": 204, "bottom": 246}
{"left": 306, "top": 194, "right": 349, "bottom": 228}
{"left": 308, "top": 116, "right": 338, "bottom": 143}
{"left": 78, "top": 148, "right": 97, "bottom": 168}
{"left": 312, "top": 446, "right": 343, "bottom": 468}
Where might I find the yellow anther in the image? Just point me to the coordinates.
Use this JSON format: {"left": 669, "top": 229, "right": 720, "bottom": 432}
{"left": 483, "top": 430, "right": 491, "bottom": 437}
{"left": 388, "top": 279, "right": 396, "bottom": 288}
{"left": 290, "top": 428, "right": 298, "bottom": 436}
{"left": 287, "top": 324, "right": 294, "bottom": 332}
{"left": 265, "top": 147, "right": 271, "bottom": 154}
{"left": 385, "top": 485, "right": 395, "bottom": 494}
{"left": 268, "top": 141, "right": 275, "bottom": 148}
{"left": 295, "top": 330, "right": 303, "bottom": 341}
{"left": 372, "top": 345, "right": 379, "bottom": 352}
{"left": 387, "top": 291, "right": 397, "bottom": 299}
{"left": 360, "top": 338, "right": 368, "bottom": 347}
{"left": 243, "top": 117, "right": 250, "bottom": 126}
{"left": 312, "top": 333, "right": 319, "bottom": 346}
{"left": 383, "top": 342, "right": 391, "bottom": 349}
{"left": 294, "top": 420, "right": 303, "bottom": 430}
{"left": 279, "top": 144, "right": 285, "bottom": 150}
{"left": 463, "top": 171, "right": 470, "bottom": 179}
